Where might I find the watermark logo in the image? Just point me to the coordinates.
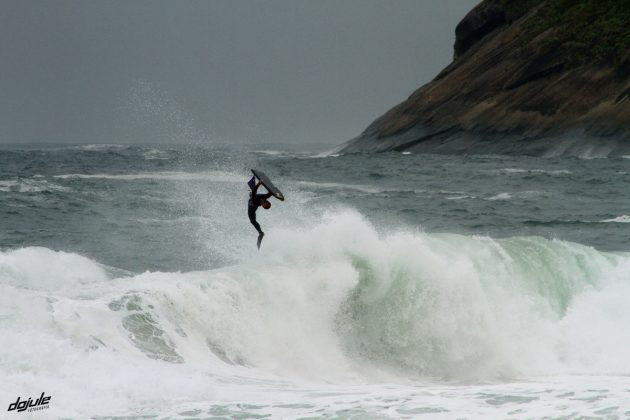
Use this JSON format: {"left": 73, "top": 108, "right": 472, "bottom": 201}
{"left": 7, "top": 392, "right": 51, "bottom": 413}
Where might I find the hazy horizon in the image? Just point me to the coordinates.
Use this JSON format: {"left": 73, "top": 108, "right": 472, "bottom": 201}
{"left": 1, "top": 0, "right": 477, "bottom": 146}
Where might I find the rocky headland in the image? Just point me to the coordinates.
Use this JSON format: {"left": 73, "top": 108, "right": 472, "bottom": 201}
{"left": 340, "top": 0, "right": 630, "bottom": 157}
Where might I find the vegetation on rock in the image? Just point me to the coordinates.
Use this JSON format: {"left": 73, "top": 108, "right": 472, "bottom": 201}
{"left": 495, "top": 0, "right": 630, "bottom": 66}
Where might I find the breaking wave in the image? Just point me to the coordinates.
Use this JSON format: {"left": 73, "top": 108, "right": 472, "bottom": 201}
{"left": 2, "top": 210, "right": 630, "bottom": 400}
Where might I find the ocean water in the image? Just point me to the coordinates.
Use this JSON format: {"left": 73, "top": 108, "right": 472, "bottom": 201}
{"left": 2, "top": 143, "right": 630, "bottom": 419}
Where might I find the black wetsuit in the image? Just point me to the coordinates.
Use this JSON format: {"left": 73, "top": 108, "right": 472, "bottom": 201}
{"left": 248, "top": 183, "right": 272, "bottom": 234}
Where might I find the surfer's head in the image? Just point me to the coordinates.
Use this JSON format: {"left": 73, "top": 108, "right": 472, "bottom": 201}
{"left": 262, "top": 199, "right": 271, "bottom": 209}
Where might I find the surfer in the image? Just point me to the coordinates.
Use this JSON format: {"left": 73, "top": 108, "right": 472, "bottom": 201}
{"left": 248, "top": 178, "right": 273, "bottom": 249}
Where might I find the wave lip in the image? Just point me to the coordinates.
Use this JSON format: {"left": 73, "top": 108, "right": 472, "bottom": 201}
{"left": 0, "top": 247, "right": 108, "bottom": 290}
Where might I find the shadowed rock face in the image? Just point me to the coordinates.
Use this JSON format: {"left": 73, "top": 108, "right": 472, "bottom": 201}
{"left": 453, "top": 2, "right": 507, "bottom": 60}
{"left": 341, "top": 0, "right": 630, "bottom": 157}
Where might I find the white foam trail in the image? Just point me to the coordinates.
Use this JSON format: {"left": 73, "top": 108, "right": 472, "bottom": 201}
{"left": 600, "top": 215, "right": 630, "bottom": 223}
{"left": 296, "top": 181, "right": 382, "bottom": 194}
{"left": 446, "top": 195, "right": 475, "bottom": 200}
{"left": 497, "top": 168, "right": 572, "bottom": 175}
{"left": 141, "top": 148, "right": 170, "bottom": 160}
{"left": 309, "top": 144, "right": 345, "bottom": 158}
{"left": 54, "top": 171, "right": 242, "bottom": 182}
{"left": 486, "top": 190, "right": 544, "bottom": 201}
{"left": 75, "top": 144, "right": 131, "bottom": 151}
{"left": 487, "top": 192, "right": 512, "bottom": 201}
{"left": 250, "top": 150, "right": 290, "bottom": 156}
{"left": 0, "top": 179, "right": 72, "bottom": 193}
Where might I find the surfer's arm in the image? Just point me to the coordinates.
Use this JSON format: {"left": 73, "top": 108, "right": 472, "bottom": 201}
{"left": 253, "top": 179, "right": 272, "bottom": 199}
{"left": 251, "top": 179, "right": 261, "bottom": 194}
{"left": 253, "top": 193, "right": 273, "bottom": 202}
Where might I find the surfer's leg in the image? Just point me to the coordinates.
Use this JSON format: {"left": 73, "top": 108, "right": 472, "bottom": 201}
{"left": 248, "top": 207, "right": 263, "bottom": 234}
{"left": 256, "top": 232, "right": 264, "bottom": 249}
{"left": 249, "top": 207, "right": 264, "bottom": 249}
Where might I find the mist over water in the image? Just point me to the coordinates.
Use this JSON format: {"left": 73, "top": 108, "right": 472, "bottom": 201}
{"left": 2, "top": 143, "right": 630, "bottom": 418}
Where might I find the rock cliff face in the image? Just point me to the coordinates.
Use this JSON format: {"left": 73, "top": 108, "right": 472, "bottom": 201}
{"left": 340, "top": 0, "right": 630, "bottom": 157}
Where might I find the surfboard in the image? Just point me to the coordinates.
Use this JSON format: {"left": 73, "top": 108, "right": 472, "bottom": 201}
{"left": 251, "top": 169, "right": 285, "bottom": 201}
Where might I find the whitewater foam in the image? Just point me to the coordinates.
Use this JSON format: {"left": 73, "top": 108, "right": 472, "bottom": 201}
{"left": 3, "top": 211, "right": 630, "bottom": 416}
{"left": 3, "top": 212, "right": 630, "bottom": 376}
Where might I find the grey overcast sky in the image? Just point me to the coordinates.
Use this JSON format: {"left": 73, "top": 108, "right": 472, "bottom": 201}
{"left": 1, "top": 0, "right": 478, "bottom": 145}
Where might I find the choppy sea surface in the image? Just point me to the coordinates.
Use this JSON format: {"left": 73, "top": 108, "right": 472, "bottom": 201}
{"left": 2, "top": 142, "right": 630, "bottom": 419}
